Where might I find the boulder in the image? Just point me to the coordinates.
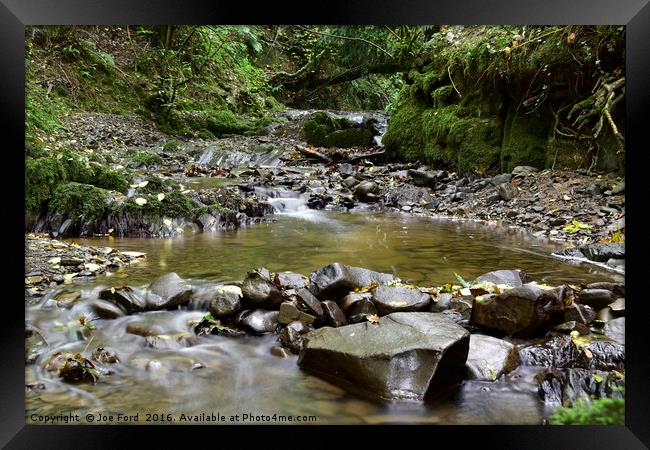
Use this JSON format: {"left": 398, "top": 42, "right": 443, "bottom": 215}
{"left": 490, "top": 173, "right": 512, "bottom": 186}
{"left": 146, "top": 273, "right": 193, "bottom": 310}
{"left": 98, "top": 286, "right": 146, "bottom": 313}
{"left": 308, "top": 263, "right": 395, "bottom": 299}
{"left": 560, "top": 303, "right": 597, "bottom": 325}
{"left": 296, "top": 288, "right": 324, "bottom": 319}
{"left": 371, "top": 285, "right": 431, "bottom": 315}
{"left": 470, "top": 284, "right": 569, "bottom": 337}
{"left": 407, "top": 169, "right": 437, "bottom": 188}
{"left": 209, "top": 285, "right": 243, "bottom": 318}
{"left": 278, "top": 301, "right": 301, "bottom": 324}
{"left": 465, "top": 334, "right": 519, "bottom": 381}
{"left": 339, "top": 291, "right": 372, "bottom": 314}
{"left": 241, "top": 268, "right": 284, "bottom": 308}
{"left": 239, "top": 309, "right": 279, "bottom": 334}
{"left": 347, "top": 298, "right": 377, "bottom": 324}
{"left": 321, "top": 300, "right": 347, "bottom": 327}
{"left": 474, "top": 269, "right": 530, "bottom": 287}
{"left": 277, "top": 272, "right": 309, "bottom": 290}
{"left": 89, "top": 299, "right": 126, "bottom": 319}
{"left": 578, "top": 288, "right": 616, "bottom": 310}
{"left": 536, "top": 368, "right": 624, "bottom": 407}
{"left": 354, "top": 181, "right": 380, "bottom": 202}
{"left": 511, "top": 166, "right": 539, "bottom": 177}
{"left": 298, "top": 312, "right": 470, "bottom": 402}
{"left": 279, "top": 326, "right": 303, "bottom": 354}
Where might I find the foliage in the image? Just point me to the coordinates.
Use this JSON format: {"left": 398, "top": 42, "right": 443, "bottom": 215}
{"left": 49, "top": 182, "right": 110, "bottom": 218}
{"left": 25, "top": 156, "right": 67, "bottom": 211}
{"left": 549, "top": 395, "right": 624, "bottom": 425}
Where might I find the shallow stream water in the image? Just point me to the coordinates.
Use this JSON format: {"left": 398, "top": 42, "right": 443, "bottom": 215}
{"left": 26, "top": 208, "right": 622, "bottom": 424}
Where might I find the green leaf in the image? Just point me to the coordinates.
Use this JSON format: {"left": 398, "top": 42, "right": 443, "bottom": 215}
{"left": 592, "top": 374, "right": 603, "bottom": 383}
{"left": 454, "top": 272, "right": 470, "bottom": 288}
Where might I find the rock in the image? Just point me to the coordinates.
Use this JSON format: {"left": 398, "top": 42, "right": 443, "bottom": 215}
{"left": 126, "top": 322, "right": 164, "bottom": 337}
{"left": 354, "top": 181, "right": 380, "bottom": 202}
{"left": 278, "top": 301, "right": 301, "bottom": 324}
{"left": 603, "top": 317, "right": 625, "bottom": 344}
{"left": 578, "top": 288, "right": 616, "bottom": 310}
{"left": 407, "top": 169, "right": 437, "bottom": 188}
{"left": 89, "top": 299, "right": 126, "bottom": 319}
{"left": 240, "top": 309, "right": 279, "bottom": 334}
{"left": 277, "top": 272, "right": 309, "bottom": 290}
{"left": 536, "top": 368, "right": 624, "bottom": 407}
{"left": 146, "top": 272, "right": 193, "bottom": 310}
{"left": 271, "top": 346, "right": 292, "bottom": 358}
{"left": 347, "top": 298, "right": 378, "bottom": 324}
{"left": 298, "top": 312, "right": 470, "bottom": 402}
{"left": 286, "top": 320, "right": 309, "bottom": 334}
{"left": 518, "top": 334, "right": 624, "bottom": 371}
{"left": 98, "top": 286, "right": 146, "bottom": 313}
{"left": 511, "top": 166, "right": 538, "bottom": 177}
{"left": 279, "top": 326, "right": 303, "bottom": 354}
{"left": 308, "top": 263, "right": 395, "bottom": 300}
{"left": 586, "top": 282, "right": 624, "bottom": 297}
{"left": 556, "top": 243, "right": 625, "bottom": 263}
{"left": 552, "top": 321, "right": 591, "bottom": 335}
{"left": 208, "top": 285, "right": 242, "bottom": 317}
{"left": 371, "top": 285, "right": 431, "bottom": 315}
{"left": 321, "top": 300, "right": 348, "bottom": 327}
{"left": 338, "top": 163, "right": 354, "bottom": 176}
{"left": 298, "top": 311, "right": 317, "bottom": 325}
{"left": 240, "top": 268, "right": 284, "bottom": 308}
{"left": 549, "top": 217, "right": 566, "bottom": 226}
{"left": 491, "top": 173, "right": 512, "bottom": 186}
{"left": 597, "top": 307, "right": 615, "bottom": 322}
{"left": 465, "top": 334, "right": 519, "bottom": 381}
{"left": 560, "top": 303, "right": 596, "bottom": 325}
{"left": 384, "top": 184, "right": 434, "bottom": 208}
{"left": 339, "top": 291, "right": 372, "bottom": 314}
{"left": 474, "top": 269, "right": 530, "bottom": 287}
{"left": 342, "top": 176, "right": 360, "bottom": 189}
{"left": 608, "top": 298, "right": 625, "bottom": 315}
{"left": 497, "top": 183, "right": 517, "bottom": 201}
{"left": 296, "top": 288, "right": 324, "bottom": 319}
{"left": 430, "top": 292, "right": 453, "bottom": 312}
{"left": 470, "top": 285, "right": 569, "bottom": 337}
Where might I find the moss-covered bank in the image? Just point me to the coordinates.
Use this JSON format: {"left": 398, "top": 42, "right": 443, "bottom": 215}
{"left": 383, "top": 26, "right": 625, "bottom": 174}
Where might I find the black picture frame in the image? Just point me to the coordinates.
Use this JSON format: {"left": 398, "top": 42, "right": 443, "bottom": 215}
{"left": 3, "top": 0, "right": 649, "bottom": 447}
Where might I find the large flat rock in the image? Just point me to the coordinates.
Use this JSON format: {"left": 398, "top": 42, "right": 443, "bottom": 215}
{"left": 298, "top": 312, "right": 469, "bottom": 402}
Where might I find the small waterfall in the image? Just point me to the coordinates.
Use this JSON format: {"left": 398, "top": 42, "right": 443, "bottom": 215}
{"left": 255, "top": 186, "right": 325, "bottom": 221}
{"left": 197, "top": 148, "right": 214, "bottom": 165}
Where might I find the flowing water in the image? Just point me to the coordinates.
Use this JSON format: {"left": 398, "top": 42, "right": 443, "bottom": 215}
{"left": 25, "top": 114, "right": 623, "bottom": 425}
{"left": 26, "top": 207, "right": 622, "bottom": 425}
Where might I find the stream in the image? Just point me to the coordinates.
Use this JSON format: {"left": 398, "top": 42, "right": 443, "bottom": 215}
{"left": 26, "top": 110, "right": 624, "bottom": 425}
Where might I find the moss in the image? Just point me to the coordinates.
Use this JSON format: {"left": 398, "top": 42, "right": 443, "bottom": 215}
{"left": 192, "top": 204, "right": 238, "bottom": 221}
{"left": 549, "top": 396, "right": 624, "bottom": 425}
{"left": 323, "top": 128, "right": 374, "bottom": 147}
{"left": 139, "top": 175, "right": 172, "bottom": 194}
{"left": 500, "top": 107, "right": 551, "bottom": 172}
{"left": 205, "top": 110, "right": 249, "bottom": 136}
{"left": 25, "top": 157, "right": 67, "bottom": 212}
{"left": 303, "top": 112, "right": 369, "bottom": 148}
{"left": 90, "top": 163, "right": 129, "bottom": 193}
{"left": 49, "top": 182, "right": 110, "bottom": 218}
{"left": 117, "top": 191, "right": 199, "bottom": 219}
{"left": 131, "top": 151, "right": 162, "bottom": 166}
{"left": 162, "top": 139, "right": 181, "bottom": 152}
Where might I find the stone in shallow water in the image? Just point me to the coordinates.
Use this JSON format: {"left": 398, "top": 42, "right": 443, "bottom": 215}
{"left": 470, "top": 284, "right": 569, "bottom": 337}
{"left": 321, "top": 300, "right": 347, "bottom": 327}
{"left": 347, "top": 298, "right": 377, "bottom": 324}
{"left": 89, "top": 299, "right": 126, "bottom": 319}
{"left": 474, "top": 269, "right": 530, "bottom": 287}
{"left": 371, "top": 285, "right": 431, "bottom": 315}
{"left": 296, "top": 288, "right": 324, "bottom": 319}
{"left": 278, "top": 302, "right": 300, "bottom": 324}
{"left": 146, "top": 272, "right": 193, "bottom": 310}
{"left": 240, "top": 309, "right": 279, "bottom": 334}
{"left": 536, "top": 367, "right": 624, "bottom": 408}
{"left": 208, "top": 285, "right": 242, "bottom": 318}
{"left": 240, "top": 268, "right": 284, "bottom": 309}
{"left": 465, "top": 334, "right": 519, "bottom": 381}
{"left": 298, "top": 312, "right": 470, "bottom": 402}
{"left": 99, "top": 286, "right": 146, "bottom": 313}
{"left": 308, "top": 263, "right": 395, "bottom": 300}
{"left": 577, "top": 288, "right": 616, "bottom": 310}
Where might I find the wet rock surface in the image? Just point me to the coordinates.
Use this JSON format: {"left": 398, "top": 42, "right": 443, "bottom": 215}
{"left": 298, "top": 312, "right": 470, "bottom": 402}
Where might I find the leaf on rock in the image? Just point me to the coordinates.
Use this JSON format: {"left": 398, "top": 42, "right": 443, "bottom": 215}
{"left": 134, "top": 197, "right": 147, "bottom": 206}
{"left": 157, "top": 193, "right": 166, "bottom": 201}
{"left": 366, "top": 314, "right": 380, "bottom": 324}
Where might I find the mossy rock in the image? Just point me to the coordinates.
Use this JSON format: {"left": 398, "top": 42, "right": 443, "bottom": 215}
{"left": 500, "top": 107, "right": 551, "bottom": 172}
{"left": 25, "top": 156, "right": 67, "bottom": 212}
{"left": 130, "top": 151, "right": 163, "bottom": 166}
{"left": 49, "top": 182, "right": 111, "bottom": 219}
{"left": 162, "top": 139, "right": 181, "bottom": 152}
{"left": 117, "top": 191, "right": 199, "bottom": 219}
{"left": 303, "top": 112, "right": 370, "bottom": 148}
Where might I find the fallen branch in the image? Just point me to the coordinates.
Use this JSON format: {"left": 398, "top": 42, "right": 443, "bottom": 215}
{"left": 347, "top": 149, "right": 385, "bottom": 163}
{"left": 295, "top": 145, "right": 333, "bottom": 163}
